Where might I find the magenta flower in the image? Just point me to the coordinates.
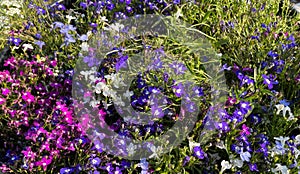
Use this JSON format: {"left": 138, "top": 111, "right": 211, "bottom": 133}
{"left": 21, "top": 147, "right": 36, "bottom": 161}
{"left": 2, "top": 88, "right": 10, "bottom": 96}
{"left": 22, "top": 92, "right": 35, "bottom": 103}
{"left": 240, "top": 124, "right": 251, "bottom": 136}
{"left": 225, "top": 97, "right": 237, "bottom": 107}
{"left": 4, "top": 57, "right": 17, "bottom": 68}
{"left": 35, "top": 156, "right": 53, "bottom": 171}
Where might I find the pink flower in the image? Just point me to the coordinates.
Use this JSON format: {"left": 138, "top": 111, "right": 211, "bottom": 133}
{"left": 0, "top": 98, "right": 6, "bottom": 105}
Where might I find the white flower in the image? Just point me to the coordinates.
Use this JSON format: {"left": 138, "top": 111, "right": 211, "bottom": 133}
{"left": 22, "top": 44, "right": 33, "bottom": 51}
{"left": 80, "top": 42, "right": 89, "bottom": 52}
{"left": 271, "top": 164, "right": 289, "bottom": 174}
{"left": 294, "top": 147, "right": 300, "bottom": 159}
{"left": 275, "top": 104, "right": 294, "bottom": 120}
{"left": 229, "top": 155, "right": 243, "bottom": 169}
{"left": 292, "top": 3, "right": 300, "bottom": 13}
{"left": 66, "top": 15, "right": 76, "bottom": 24}
{"left": 295, "top": 134, "right": 300, "bottom": 145}
{"left": 233, "top": 158, "right": 243, "bottom": 168}
{"left": 149, "top": 145, "right": 163, "bottom": 159}
{"left": 100, "top": 16, "right": 108, "bottom": 22}
{"left": 126, "top": 143, "right": 137, "bottom": 156}
{"left": 274, "top": 136, "right": 289, "bottom": 146}
{"left": 174, "top": 9, "right": 183, "bottom": 19}
{"left": 187, "top": 137, "right": 200, "bottom": 152}
{"left": 123, "top": 90, "right": 133, "bottom": 99}
{"left": 90, "top": 99, "right": 100, "bottom": 108}
{"left": 104, "top": 23, "right": 124, "bottom": 32}
{"left": 7, "top": 7, "right": 21, "bottom": 16}
{"left": 240, "top": 151, "right": 251, "bottom": 162}
{"left": 105, "top": 73, "right": 126, "bottom": 88}
{"left": 220, "top": 160, "right": 232, "bottom": 174}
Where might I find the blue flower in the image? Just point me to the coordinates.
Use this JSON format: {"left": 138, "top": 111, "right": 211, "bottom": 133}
{"left": 279, "top": 99, "right": 290, "bottom": 106}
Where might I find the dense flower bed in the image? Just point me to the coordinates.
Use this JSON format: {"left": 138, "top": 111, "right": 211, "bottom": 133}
{"left": 0, "top": 0, "right": 299, "bottom": 173}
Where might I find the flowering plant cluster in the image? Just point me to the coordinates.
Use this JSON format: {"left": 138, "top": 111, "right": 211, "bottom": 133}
{"left": 0, "top": 0, "right": 299, "bottom": 173}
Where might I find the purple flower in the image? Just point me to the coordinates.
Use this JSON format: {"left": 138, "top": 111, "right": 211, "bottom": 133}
{"left": 9, "top": 37, "right": 22, "bottom": 46}
{"left": 193, "top": 86, "right": 204, "bottom": 97}
{"left": 116, "top": 55, "right": 128, "bottom": 72}
{"left": 170, "top": 61, "right": 187, "bottom": 75}
{"left": 90, "top": 157, "right": 101, "bottom": 167}
{"left": 60, "top": 167, "right": 74, "bottom": 174}
{"left": 251, "top": 35, "right": 259, "bottom": 40}
{"left": 249, "top": 163, "right": 259, "bottom": 172}
{"left": 279, "top": 99, "right": 290, "bottom": 106}
{"left": 57, "top": 4, "right": 66, "bottom": 10}
{"left": 80, "top": 2, "right": 87, "bottom": 9}
{"left": 34, "top": 40, "right": 45, "bottom": 49}
{"left": 126, "top": 6, "right": 133, "bottom": 13}
{"left": 36, "top": 7, "right": 46, "bottom": 15}
{"left": 268, "top": 50, "right": 278, "bottom": 58}
{"left": 241, "top": 76, "right": 254, "bottom": 86}
{"left": 151, "top": 105, "right": 164, "bottom": 119}
{"left": 221, "top": 63, "right": 232, "bottom": 71}
{"left": 236, "top": 71, "right": 244, "bottom": 81}
{"left": 173, "top": 0, "right": 180, "bottom": 4}
{"left": 240, "top": 124, "right": 251, "bottom": 136}
{"left": 186, "top": 101, "right": 197, "bottom": 113}
{"left": 173, "top": 83, "right": 184, "bottom": 97}
{"left": 262, "top": 74, "right": 278, "bottom": 89}
{"left": 78, "top": 34, "right": 88, "bottom": 41}
{"left": 138, "top": 158, "right": 148, "bottom": 172}
{"left": 148, "top": 57, "right": 163, "bottom": 70}
{"left": 52, "top": 21, "right": 64, "bottom": 29}
{"left": 0, "top": 98, "right": 6, "bottom": 105}
{"left": 2, "top": 88, "right": 10, "bottom": 96}
{"left": 239, "top": 101, "right": 251, "bottom": 114}
{"left": 232, "top": 109, "right": 244, "bottom": 123}
{"left": 106, "top": 1, "right": 115, "bottom": 10}
{"left": 216, "top": 121, "right": 230, "bottom": 133}
{"left": 193, "top": 146, "right": 205, "bottom": 159}
{"left": 249, "top": 114, "right": 261, "bottom": 125}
